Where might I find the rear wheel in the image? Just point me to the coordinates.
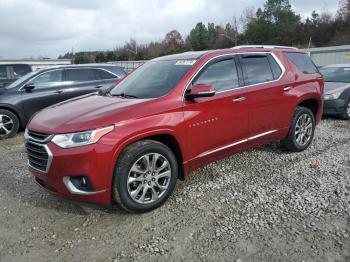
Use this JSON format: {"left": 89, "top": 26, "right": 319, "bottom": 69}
{"left": 281, "top": 106, "right": 315, "bottom": 152}
{"left": 113, "top": 140, "right": 178, "bottom": 213}
{"left": 0, "top": 109, "right": 19, "bottom": 140}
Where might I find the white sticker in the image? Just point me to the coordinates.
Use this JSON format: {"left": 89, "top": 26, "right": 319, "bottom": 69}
{"left": 175, "top": 60, "right": 196, "bottom": 66}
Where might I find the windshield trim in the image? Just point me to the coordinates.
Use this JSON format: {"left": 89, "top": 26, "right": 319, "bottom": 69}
{"left": 109, "top": 60, "right": 195, "bottom": 99}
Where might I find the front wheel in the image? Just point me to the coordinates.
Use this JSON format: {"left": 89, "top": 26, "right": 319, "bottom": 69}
{"left": 113, "top": 140, "right": 178, "bottom": 213}
{"left": 341, "top": 98, "right": 350, "bottom": 120}
{"left": 281, "top": 106, "right": 316, "bottom": 152}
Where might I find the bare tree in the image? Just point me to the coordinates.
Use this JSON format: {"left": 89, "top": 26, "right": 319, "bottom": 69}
{"left": 337, "top": 0, "right": 350, "bottom": 20}
{"left": 240, "top": 6, "right": 256, "bottom": 31}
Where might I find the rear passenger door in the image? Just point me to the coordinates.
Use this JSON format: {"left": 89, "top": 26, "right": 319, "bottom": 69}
{"left": 238, "top": 53, "right": 293, "bottom": 137}
{"left": 63, "top": 68, "right": 107, "bottom": 99}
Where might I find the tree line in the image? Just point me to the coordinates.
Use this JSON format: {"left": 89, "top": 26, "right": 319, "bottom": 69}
{"left": 59, "top": 0, "right": 350, "bottom": 64}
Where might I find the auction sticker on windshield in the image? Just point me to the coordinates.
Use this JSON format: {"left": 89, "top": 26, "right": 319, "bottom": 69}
{"left": 175, "top": 60, "right": 196, "bottom": 66}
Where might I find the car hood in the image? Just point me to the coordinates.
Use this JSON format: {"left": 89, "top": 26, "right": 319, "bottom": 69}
{"left": 324, "top": 82, "right": 350, "bottom": 95}
{"left": 28, "top": 94, "right": 151, "bottom": 134}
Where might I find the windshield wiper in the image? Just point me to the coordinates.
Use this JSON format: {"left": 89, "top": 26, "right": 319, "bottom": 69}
{"left": 110, "top": 93, "right": 139, "bottom": 99}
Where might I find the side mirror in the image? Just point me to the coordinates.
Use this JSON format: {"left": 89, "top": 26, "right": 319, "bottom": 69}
{"left": 186, "top": 83, "right": 215, "bottom": 100}
{"left": 23, "top": 83, "right": 35, "bottom": 92}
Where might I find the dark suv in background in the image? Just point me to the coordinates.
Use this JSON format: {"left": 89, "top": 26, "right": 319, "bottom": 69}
{"left": 0, "top": 64, "right": 126, "bottom": 139}
{"left": 0, "top": 64, "right": 32, "bottom": 88}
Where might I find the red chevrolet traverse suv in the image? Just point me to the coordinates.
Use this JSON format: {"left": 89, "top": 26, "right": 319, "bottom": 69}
{"left": 25, "top": 46, "right": 324, "bottom": 213}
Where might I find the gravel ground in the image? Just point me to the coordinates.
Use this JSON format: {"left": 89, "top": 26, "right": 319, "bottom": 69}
{"left": 0, "top": 119, "right": 349, "bottom": 262}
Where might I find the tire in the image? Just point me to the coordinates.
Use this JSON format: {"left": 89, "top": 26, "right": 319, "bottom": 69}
{"left": 0, "top": 109, "right": 20, "bottom": 140}
{"left": 112, "top": 140, "right": 178, "bottom": 213}
{"left": 340, "top": 98, "right": 350, "bottom": 120}
{"left": 281, "top": 106, "right": 316, "bottom": 152}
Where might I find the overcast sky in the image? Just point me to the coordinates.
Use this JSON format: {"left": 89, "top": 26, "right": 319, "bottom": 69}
{"left": 0, "top": 0, "right": 340, "bottom": 59}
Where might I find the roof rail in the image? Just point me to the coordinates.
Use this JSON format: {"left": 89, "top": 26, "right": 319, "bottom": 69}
{"left": 232, "top": 45, "right": 298, "bottom": 50}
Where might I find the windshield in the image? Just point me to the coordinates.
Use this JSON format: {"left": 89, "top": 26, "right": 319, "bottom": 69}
{"left": 320, "top": 67, "right": 350, "bottom": 83}
{"left": 6, "top": 71, "right": 38, "bottom": 89}
{"left": 109, "top": 60, "right": 194, "bottom": 98}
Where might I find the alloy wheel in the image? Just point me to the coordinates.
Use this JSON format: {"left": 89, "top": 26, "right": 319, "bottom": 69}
{"left": 347, "top": 101, "right": 350, "bottom": 118}
{"left": 0, "top": 114, "right": 14, "bottom": 136}
{"left": 127, "top": 153, "right": 172, "bottom": 204}
{"left": 295, "top": 113, "right": 313, "bottom": 147}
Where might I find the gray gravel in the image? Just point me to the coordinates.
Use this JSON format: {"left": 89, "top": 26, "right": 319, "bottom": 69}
{"left": 0, "top": 118, "right": 349, "bottom": 262}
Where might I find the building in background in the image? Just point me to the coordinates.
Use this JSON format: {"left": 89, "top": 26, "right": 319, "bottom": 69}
{"left": 303, "top": 45, "right": 350, "bottom": 67}
{"left": 0, "top": 59, "right": 71, "bottom": 71}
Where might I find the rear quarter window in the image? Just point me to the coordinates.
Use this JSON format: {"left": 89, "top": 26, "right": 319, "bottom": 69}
{"left": 284, "top": 52, "right": 318, "bottom": 74}
{"left": 95, "top": 69, "right": 118, "bottom": 80}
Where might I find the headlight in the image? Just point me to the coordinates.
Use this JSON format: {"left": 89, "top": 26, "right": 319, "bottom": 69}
{"left": 324, "top": 91, "right": 342, "bottom": 100}
{"left": 51, "top": 125, "right": 114, "bottom": 148}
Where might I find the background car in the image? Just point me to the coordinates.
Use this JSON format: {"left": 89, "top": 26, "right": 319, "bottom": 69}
{"left": 320, "top": 64, "right": 350, "bottom": 120}
{"left": 0, "top": 64, "right": 32, "bottom": 88}
{"left": 0, "top": 64, "right": 126, "bottom": 139}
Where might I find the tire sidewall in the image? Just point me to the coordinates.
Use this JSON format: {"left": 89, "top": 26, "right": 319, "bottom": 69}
{"left": 290, "top": 108, "right": 316, "bottom": 151}
{"left": 114, "top": 142, "right": 178, "bottom": 213}
{"left": 342, "top": 98, "right": 350, "bottom": 120}
{"left": 0, "top": 109, "right": 19, "bottom": 139}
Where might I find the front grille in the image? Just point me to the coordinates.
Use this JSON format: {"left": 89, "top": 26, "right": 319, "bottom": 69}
{"left": 25, "top": 140, "right": 51, "bottom": 172}
{"left": 26, "top": 130, "right": 51, "bottom": 142}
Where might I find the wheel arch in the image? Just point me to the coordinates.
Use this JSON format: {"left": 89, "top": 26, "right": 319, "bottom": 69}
{"left": 0, "top": 104, "right": 25, "bottom": 128}
{"left": 112, "top": 130, "right": 186, "bottom": 181}
{"left": 298, "top": 98, "right": 318, "bottom": 117}
{"left": 297, "top": 93, "right": 323, "bottom": 124}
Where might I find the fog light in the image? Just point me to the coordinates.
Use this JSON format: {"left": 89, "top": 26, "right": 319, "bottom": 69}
{"left": 70, "top": 176, "right": 93, "bottom": 192}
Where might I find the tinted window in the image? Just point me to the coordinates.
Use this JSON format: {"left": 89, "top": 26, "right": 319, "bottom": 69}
{"left": 95, "top": 69, "right": 117, "bottom": 80}
{"left": 267, "top": 55, "right": 282, "bottom": 79}
{"left": 194, "top": 59, "right": 239, "bottom": 92}
{"left": 110, "top": 60, "right": 193, "bottom": 99}
{"left": 66, "top": 69, "right": 96, "bottom": 83}
{"left": 32, "top": 70, "right": 63, "bottom": 87}
{"left": 320, "top": 67, "right": 350, "bottom": 83}
{"left": 284, "top": 52, "right": 318, "bottom": 74}
{"left": 240, "top": 55, "right": 274, "bottom": 85}
{"left": 0, "top": 66, "right": 7, "bottom": 79}
{"left": 13, "top": 65, "right": 31, "bottom": 78}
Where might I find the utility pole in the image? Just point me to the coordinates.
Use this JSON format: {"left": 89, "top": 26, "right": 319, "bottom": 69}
{"left": 71, "top": 46, "right": 75, "bottom": 64}
{"left": 307, "top": 37, "right": 312, "bottom": 49}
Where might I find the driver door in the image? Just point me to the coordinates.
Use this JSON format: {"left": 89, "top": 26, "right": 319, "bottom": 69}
{"left": 183, "top": 56, "right": 249, "bottom": 168}
{"left": 20, "top": 69, "right": 66, "bottom": 121}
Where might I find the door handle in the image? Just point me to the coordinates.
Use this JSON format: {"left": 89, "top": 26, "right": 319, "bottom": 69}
{"left": 55, "top": 90, "right": 64, "bottom": 94}
{"left": 284, "top": 86, "right": 293, "bottom": 92}
{"left": 233, "top": 97, "right": 246, "bottom": 103}
{"left": 94, "top": 85, "right": 103, "bottom": 89}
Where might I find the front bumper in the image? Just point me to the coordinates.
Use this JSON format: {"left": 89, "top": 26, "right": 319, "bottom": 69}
{"left": 323, "top": 98, "right": 346, "bottom": 116}
{"left": 28, "top": 140, "right": 116, "bottom": 205}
